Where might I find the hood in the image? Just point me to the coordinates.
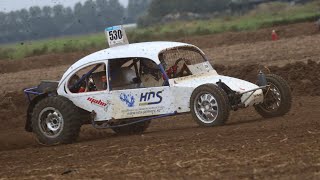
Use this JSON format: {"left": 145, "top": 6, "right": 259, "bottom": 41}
{"left": 169, "top": 72, "right": 259, "bottom": 93}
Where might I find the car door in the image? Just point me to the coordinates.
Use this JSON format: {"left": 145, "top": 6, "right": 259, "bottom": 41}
{"left": 64, "top": 61, "right": 114, "bottom": 121}
{"left": 111, "top": 86, "right": 174, "bottom": 119}
{"left": 108, "top": 58, "right": 175, "bottom": 119}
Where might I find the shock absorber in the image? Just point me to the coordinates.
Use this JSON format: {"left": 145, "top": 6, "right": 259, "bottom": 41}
{"left": 257, "top": 70, "right": 267, "bottom": 86}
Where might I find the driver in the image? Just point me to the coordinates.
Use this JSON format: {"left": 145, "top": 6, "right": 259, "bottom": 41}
{"left": 140, "top": 59, "right": 163, "bottom": 87}
{"left": 68, "top": 64, "right": 107, "bottom": 93}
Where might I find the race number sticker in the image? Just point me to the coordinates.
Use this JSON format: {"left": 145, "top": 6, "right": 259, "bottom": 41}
{"left": 105, "top": 25, "right": 129, "bottom": 47}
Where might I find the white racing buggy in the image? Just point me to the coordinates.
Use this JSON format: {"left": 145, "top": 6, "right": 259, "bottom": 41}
{"left": 24, "top": 26, "right": 292, "bottom": 145}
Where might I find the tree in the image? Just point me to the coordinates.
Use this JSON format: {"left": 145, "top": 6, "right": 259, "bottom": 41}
{"left": 139, "top": 0, "right": 232, "bottom": 27}
{"left": 28, "top": 6, "right": 43, "bottom": 39}
{"left": 127, "top": 0, "right": 151, "bottom": 23}
{"left": 107, "top": 0, "right": 125, "bottom": 26}
{"left": 96, "top": 0, "right": 110, "bottom": 28}
{"left": 39, "top": 6, "right": 54, "bottom": 37}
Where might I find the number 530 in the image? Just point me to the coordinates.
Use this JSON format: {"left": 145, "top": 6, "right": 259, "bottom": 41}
{"left": 109, "top": 30, "right": 123, "bottom": 41}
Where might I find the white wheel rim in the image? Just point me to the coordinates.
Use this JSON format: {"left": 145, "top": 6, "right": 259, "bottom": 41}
{"left": 38, "top": 107, "right": 64, "bottom": 138}
{"left": 194, "top": 93, "right": 219, "bottom": 124}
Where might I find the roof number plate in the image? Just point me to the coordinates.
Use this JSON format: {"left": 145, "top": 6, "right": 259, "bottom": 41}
{"left": 105, "top": 25, "right": 129, "bottom": 48}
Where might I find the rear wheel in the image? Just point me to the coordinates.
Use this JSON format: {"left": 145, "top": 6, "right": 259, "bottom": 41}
{"left": 255, "top": 74, "right": 292, "bottom": 118}
{"left": 190, "top": 84, "right": 230, "bottom": 127}
{"left": 31, "top": 96, "right": 82, "bottom": 145}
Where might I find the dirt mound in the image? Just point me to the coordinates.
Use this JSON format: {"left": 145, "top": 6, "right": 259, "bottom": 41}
{"left": 180, "top": 22, "right": 319, "bottom": 48}
{"left": 0, "top": 91, "right": 26, "bottom": 130}
{"left": 0, "top": 51, "right": 89, "bottom": 74}
{"left": 216, "top": 60, "right": 320, "bottom": 96}
{"left": 269, "top": 60, "right": 320, "bottom": 96}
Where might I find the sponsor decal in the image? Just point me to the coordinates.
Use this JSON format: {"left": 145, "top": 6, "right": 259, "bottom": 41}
{"left": 120, "top": 93, "right": 135, "bottom": 107}
{"left": 122, "top": 106, "right": 164, "bottom": 116}
{"left": 87, "top": 97, "right": 110, "bottom": 112}
{"left": 139, "top": 91, "right": 163, "bottom": 106}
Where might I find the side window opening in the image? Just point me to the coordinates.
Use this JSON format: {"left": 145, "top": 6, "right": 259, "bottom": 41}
{"left": 140, "top": 59, "right": 164, "bottom": 88}
{"left": 109, "top": 58, "right": 141, "bottom": 90}
{"left": 109, "top": 58, "right": 165, "bottom": 90}
{"left": 68, "top": 63, "right": 107, "bottom": 93}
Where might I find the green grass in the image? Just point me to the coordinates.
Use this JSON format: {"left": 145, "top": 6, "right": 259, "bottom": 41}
{"left": 0, "top": 33, "right": 107, "bottom": 59}
{"left": 129, "top": 1, "right": 320, "bottom": 41}
{"left": 0, "top": 1, "right": 319, "bottom": 60}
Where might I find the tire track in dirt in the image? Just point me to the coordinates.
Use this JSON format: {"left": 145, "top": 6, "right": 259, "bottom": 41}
{"left": 0, "top": 96, "right": 319, "bottom": 179}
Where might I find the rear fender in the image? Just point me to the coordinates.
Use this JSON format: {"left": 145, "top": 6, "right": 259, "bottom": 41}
{"left": 25, "top": 94, "right": 48, "bottom": 132}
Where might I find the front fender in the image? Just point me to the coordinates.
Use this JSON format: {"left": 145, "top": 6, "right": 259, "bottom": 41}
{"left": 171, "top": 73, "right": 264, "bottom": 107}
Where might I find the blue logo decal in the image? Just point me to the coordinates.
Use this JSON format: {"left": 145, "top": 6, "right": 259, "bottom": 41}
{"left": 139, "top": 91, "right": 163, "bottom": 106}
{"left": 120, "top": 93, "right": 135, "bottom": 107}
{"left": 106, "top": 26, "right": 121, "bottom": 31}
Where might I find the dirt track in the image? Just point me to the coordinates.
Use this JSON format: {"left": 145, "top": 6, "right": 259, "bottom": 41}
{"left": 0, "top": 22, "right": 320, "bottom": 179}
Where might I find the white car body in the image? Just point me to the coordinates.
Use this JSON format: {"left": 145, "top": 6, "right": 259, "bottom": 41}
{"left": 57, "top": 41, "right": 263, "bottom": 122}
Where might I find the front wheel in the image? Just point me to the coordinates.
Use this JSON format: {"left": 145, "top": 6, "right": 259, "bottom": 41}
{"left": 255, "top": 74, "right": 292, "bottom": 118}
{"left": 190, "top": 84, "right": 230, "bottom": 127}
{"left": 31, "top": 96, "right": 82, "bottom": 145}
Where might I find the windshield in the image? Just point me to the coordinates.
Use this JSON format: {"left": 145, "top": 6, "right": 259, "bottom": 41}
{"left": 159, "top": 47, "right": 213, "bottom": 79}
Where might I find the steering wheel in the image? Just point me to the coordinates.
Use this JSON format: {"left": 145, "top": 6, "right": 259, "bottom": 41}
{"left": 86, "top": 75, "right": 98, "bottom": 92}
{"left": 168, "top": 58, "right": 192, "bottom": 78}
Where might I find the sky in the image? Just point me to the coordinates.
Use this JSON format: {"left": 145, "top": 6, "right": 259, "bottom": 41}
{"left": 0, "top": 0, "right": 129, "bottom": 13}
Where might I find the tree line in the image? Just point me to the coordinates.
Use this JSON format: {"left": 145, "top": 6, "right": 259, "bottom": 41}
{"left": 138, "top": 0, "right": 234, "bottom": 27}
{"left": 0, "top": 0, "right": 311, "bottom": 44}
{"left": 0, "top": 0, "right": 149, "bottom": 44}
{"left": 137, "top": 0, "right": 313, "bottom": 27}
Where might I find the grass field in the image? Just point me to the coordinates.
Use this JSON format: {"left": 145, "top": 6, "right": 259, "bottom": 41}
{"left": 0, "top": 1, "right": 319, "bottom": 60}
{"left": 130, "top": 1, "right": 320, "bottom": 40}
{"left": 0, "top": 34, "right": 107, "bottom": 60}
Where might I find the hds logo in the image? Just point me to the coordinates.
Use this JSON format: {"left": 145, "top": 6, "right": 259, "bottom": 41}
{"left": 139, "top": 91, "right": 163, "bottom": 106}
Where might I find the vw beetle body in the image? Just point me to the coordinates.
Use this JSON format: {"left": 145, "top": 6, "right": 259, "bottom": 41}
{"left": 25, "top": 40, "right": 291, "bottom": 146}
{"left": 56, "top": 42, "right": 263, "bottom": 122}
